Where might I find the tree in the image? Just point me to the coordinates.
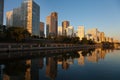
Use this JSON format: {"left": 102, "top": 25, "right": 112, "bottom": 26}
{"left": 80, "top": 38, "right": 88, "bottom": 44}
{"left": 0, "top": 25, "right": 6, "bottom": 40}
{"left": 6, "top": 27, "right": 30, "bottom": 42}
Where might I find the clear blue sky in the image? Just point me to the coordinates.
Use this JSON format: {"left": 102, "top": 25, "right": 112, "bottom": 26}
{"left": 4, "top": 0, "right": 120, "bottom": 40}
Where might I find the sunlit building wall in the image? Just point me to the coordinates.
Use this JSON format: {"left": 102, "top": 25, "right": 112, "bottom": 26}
{"left": 46, "top": 12, "right": 58, "bottom": 38}
{"left": 105, "top": 37, "right": 109, "bottom": 42}
{"left": 21, "top": 0, "right": 40, "bottom": 36}
{"left": 100, "top": 32, "right": 105, "bottom": 42}
{"left": 40, "top": 22, "right": 45, "bottom": 37}
{"left": 73, "top": 31, "right": 77, "bottom": 37}
{"left": 6, "top": 7, "right": 21, "bottom": 27}
{"left": 58, "top": 26, "right": 62, "bottom": 36}
{"left": 77, "top": 26, "right": 85, "bottom": 40}
{"left": 108, "top": 38, "right": 113, "bottom": 43}
{"left": 86, "top": 34, "right": 94, "bottom": 40}
{"left": 6, "top": 11, "right": 13, "bottom": 27}
{"left": 62, "top": 21, "right": 70, "bottom": 36}
{"left": 66, "top": 26, "right": 74, "bottom": 37}
{"left": 6, "top": 0, "right": 40, "bottom": 36}
{"left": 87, "top": 28, "right": 99, "bottom": 42}
{"left": 0, "top": 0, "right": 4, "bottom": 25}
{"left": 13, "top": 7, "right": 21, "bottom": 27}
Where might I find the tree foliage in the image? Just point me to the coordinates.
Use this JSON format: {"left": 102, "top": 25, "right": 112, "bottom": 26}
{"left": 6, "top": 27, "right": 30, "bottom": 42}
{"left": 0, "top": 26, "right": 31, "bottom": 42}
{"left": 55, "top": 36, "right": 80, "bottom": 44}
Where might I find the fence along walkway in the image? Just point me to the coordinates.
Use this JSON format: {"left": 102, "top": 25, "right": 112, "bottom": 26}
{"left": 0, "top": 43, "right": 98, "bottom": 52}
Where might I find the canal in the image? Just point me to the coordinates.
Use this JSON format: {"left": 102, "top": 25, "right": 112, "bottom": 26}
{"left": 0, "top": 48, "right": 120, "bottom": 80}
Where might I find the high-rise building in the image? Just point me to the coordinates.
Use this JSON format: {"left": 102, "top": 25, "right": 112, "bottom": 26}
{"left": 0, "top": 0, "right": 4, "bottom": 25}
{"left": 62, "top": 21, "right": 70, "bottom": 36}
{"left": 46, "top": 12, "right": 58, "bottom": 38}
{"left": 6, "top": 0, "right": 40, "bottom": 36}
{"left": 58, "top": 26, "right": 62, "bottom": 36}
{"left": 21, "top": 0, "right": 40, "bottom": 36}
{"left": 40, "top": 22, "right": 45, "bottom": 38}
{"left": 87, "top": 28, "right": 99, "bottom": 42}
{"left": 77, "top": 26, "right": 85, "bottom": 40}
{"left": 6, "top": 7, "right": 21, "bottom": 27}
{"left": 13, "top": 7, "right": 21, "bottom": 27}
{"left": 6, "top": 11, "right": 13, "bottom": 27}
{"left": 105, "top": 37, "right": 109, "bottom": 42}
{"left": 46, "top": 57, "right": 57, "bottom": 80}
{"left": 99, "top": 32, "right": 105, "bottom": 42}
{"left": 66, "top": 26, "right": 74, "bottom": 37}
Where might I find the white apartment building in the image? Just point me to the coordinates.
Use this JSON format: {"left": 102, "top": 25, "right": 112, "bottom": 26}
{"left": 77, "top": 26, "right": 85, "bottom": 40}
{"left": 6, "top": 0, "right": 40, "bottom": 36}
{"left": 58, "top": 26, "right": 62, "bottom": 36}
{"left": 6, "top": 11, "right": 13, "bottom": 27}
{"left": 66, "top": 26, "right": 74, "bottom": 37}
{"left": 87, "top": 28, "right": 99, "bottom": 42}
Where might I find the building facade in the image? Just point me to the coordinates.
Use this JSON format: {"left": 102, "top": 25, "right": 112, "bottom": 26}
{"left": 77, "top": 26, "right": 85, "bottom": 40}
{"left": 13, "top": 7, "right": 21, "bottom": 27}
{"left": 99, "top": 32, "right": 105, "bottom": 42}
{"left": 58, "top": 26, "right": 62, "bottom": 36}
{"left": 40, "top": 22, "right": 45, "bottom": 38}
{"left": 66, "top": 26, "right": 74, "bottom": 37}
{"left": 87, "top": 28, "right": 99, "bottom": 42}
{"left": 21, "top": 0, "right": 40, "bottom": 36}
{"left": 62, "top": 21, "right": 70, "bottom": 36}
{"left": 6, "top": 11, "right": 13, "bottom": 27}
{"left": 46, "top": 12, "right": 58, "bottom": 38}
{"left": 6, "top": 0, "right": 40, "bottom": 36}
{"left": 0, "top": 0, "right": 4, "bottom": 25}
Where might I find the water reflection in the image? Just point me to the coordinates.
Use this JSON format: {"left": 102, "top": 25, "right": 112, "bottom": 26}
{"left": 0, "top": 48, "right": 118, "bottom": 80}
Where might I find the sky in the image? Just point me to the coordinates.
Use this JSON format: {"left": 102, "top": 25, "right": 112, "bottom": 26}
{"left": 4, "top": 0, "right": 120, "bottom": 40}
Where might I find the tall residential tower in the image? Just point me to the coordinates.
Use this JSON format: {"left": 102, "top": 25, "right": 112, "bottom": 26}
{"left": 40, "top": 22, "right": 45, "bottom": 38}
{"left": 62, "top": 21, "right": 70, "bottom": 36}
{"left": 21, "top": 0, "right": 40, "bottom": 36}
{"left": 0, "top": 0, "right": 4, "bottom": 25}
{"left": 6, "top": 0, "right": 40, "bottom": 36}
{"left": 77, "top": 26, "right": 85, "bottom": 40}
{"left": 46, "top": 12, "right": 58, "bottom": 38}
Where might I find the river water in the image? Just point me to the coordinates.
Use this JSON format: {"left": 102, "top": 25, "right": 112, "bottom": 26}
{"left": 0, "top": 48, "right": 120, "bottom": 80}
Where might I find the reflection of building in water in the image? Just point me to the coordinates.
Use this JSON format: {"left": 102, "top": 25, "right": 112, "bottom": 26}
{"left": 105, "top": 49, "right": 109, "bottom": 54}
{"left": 100, "top": 50, "right": 106, "bottom": 59}
{"left": 96, "top": 48, "right": 102, "bottom": 60}
{"left": 58, "top": 61, "right": 62, "bottom": 65}
{"left": 78, "top": 51, "right": 85, "bottom": 66}
{"left": 62, "top": 59, "right": 69, "bottom": 70}
{"left": 39, "top": 57, "right": 44, "bottom": 69}
{"left": 25, "top": 60, "right": 31, "bottom": 80}
{"left": 67, "top": 57, "right": 74, "bottom": 64}
{"left": 3, "top": 74, "right": 10, "bottom": 80}
{"left": 0, "top": 65, "right": 3, "bottom": 80}
{"left": 87, "top": 49, "right": 108, "bottom": 62}
{"left": 87, "top": 50, "right": 98, "bottom": 63}
{"left": 46, "top": 57, "right": 57, "bottom": 80}
{"left": 25, "top": 58, "right": 44, "bottom": 80}
{"left": 31, "top": 59, "right": 40, "bottom": 80}
{"left": 0, "top": 65, "right": 10, "bottom": 80}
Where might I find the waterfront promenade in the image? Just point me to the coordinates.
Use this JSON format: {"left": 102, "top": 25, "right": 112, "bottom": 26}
{"left": 0, "top": 43, "right": 100, "bottom": 52}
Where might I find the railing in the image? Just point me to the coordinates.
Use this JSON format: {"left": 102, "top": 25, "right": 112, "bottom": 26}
{"left": 0, "top": 43, "right": 100, "bottom": 52}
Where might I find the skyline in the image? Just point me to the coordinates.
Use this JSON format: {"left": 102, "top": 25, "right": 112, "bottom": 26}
{"left": 3, "top": 0, "right": 120, "bottom": 40}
